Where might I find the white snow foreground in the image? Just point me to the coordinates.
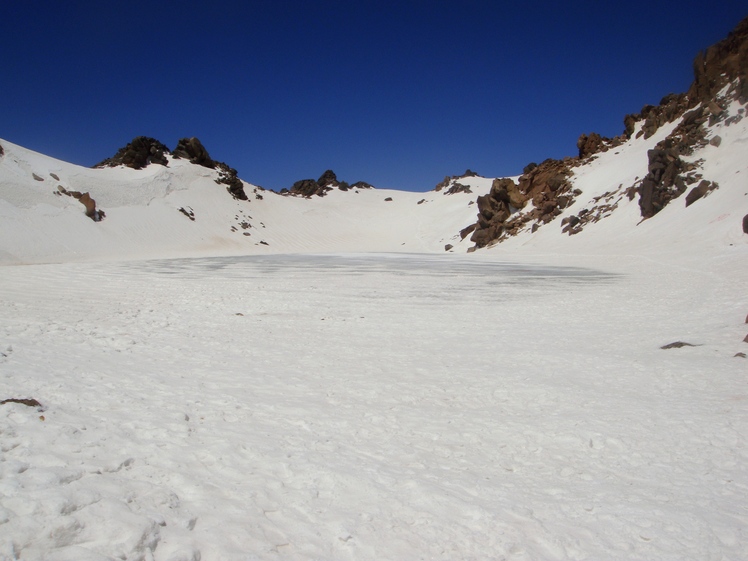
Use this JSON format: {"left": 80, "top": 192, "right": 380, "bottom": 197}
{"left": 1, "top": 101, "right": 748, "bottom": 560}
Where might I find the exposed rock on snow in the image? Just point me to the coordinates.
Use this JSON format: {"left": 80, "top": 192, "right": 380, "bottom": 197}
{"left": 287, "top": 170, "right": 375, "bottom": 197}
{"left": 433, "top": 169, "right": 481, "bottom": 192}
{"left": 465, "top": 15, "right": 748, "bottom": 248}
{"left": 95, "top": 136, "right": 171, "bottom": 169}
{"left": 0, "top": 397, "right": 43, "bottom": 409}
{"left": 690, "top": 15, "right": 748, "bottom": 104}
{"left": 684, "top": 179, "right": 718, "bottom": 207}
{"left": 56, "top": 186, "right": 105, "bottom": 221}
{"left": 470, "top": 158, "right": 574, "bottom": 247}
{"left": 660, "top": 341, "right": 699, "bottom": 349}
{"left": 172, "top": 136, "right": 215, "bottom": 168}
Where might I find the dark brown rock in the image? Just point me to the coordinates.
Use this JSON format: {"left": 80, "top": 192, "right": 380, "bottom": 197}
{"left": 317, "top": 169, "right": 339, "bottom": 188}
{"left": 577, "top": 132, "right": 605, "bottom": 158}
{"left": 459, "top": 223, "right": 476, "bottom": 239}
{"left": 661, "top": 341, "right": 699, "bottom": 349}
{"left": 290, "top": 178, "right": 324, "bottom": 197}
{"left": 95, "top": 136, "right": 170, "bottom": 169}
{"left": 445, "top": 182, "right": 472, "bottom": 195}
{"left": 1, "top": 398, "right": 43, "bottom": 409}
{"left": 742, "top": 214, "right": 748, "bottom": 234}
{"left": 685, "top": 180, "right": 716, "bottom": 207}
{"left": 690, "top": 16, "right": 748, "bottom": 104}
{"left": 384, "top": 197, "right": 393, "bottom": 201}
{"left": 444, "top": 244, "right": 453, "bottom": 251}
{"left": 172, "top": 137, "right": 215, "bottom": 168}
{"left": 215, "top": 162, "right": 247, "bottom": 200}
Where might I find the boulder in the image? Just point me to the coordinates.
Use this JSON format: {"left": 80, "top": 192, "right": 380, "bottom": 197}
{"left": 685, "top": 180, "right": 715, "bottom": 207}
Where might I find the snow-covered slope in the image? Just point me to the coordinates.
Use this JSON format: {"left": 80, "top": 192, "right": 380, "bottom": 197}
{"left": 1, "top": 102, "right": 746, "bottom": 264}
{"left": 0, "top": 140, "right": 492, "bottom": 264}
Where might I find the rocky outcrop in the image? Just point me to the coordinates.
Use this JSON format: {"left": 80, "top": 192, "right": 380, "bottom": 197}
{"left": 624, "top": 93, "right": 691, "bottom": 139}
{"left": 0, "top": 143, "right": 4, "bottom": 157}
{"left": 95, "top": 136, "right": 170, "bottom": 169}
{"left": 95, "top": 136, "right": 248, "bottom": 200}
{"left": 172, "top": 137, "right": 215, "bottom": 168}
{"left": 434, "top": 169, "right": 481, "bottom": 192}
{"left": 215, "top": 162, "right": 247, "bottom": 200}
{"left": 444, "top": 183, "right": 472, "bottom": 195}
{"left": 56, "top": 186, "right": 105, "bottom": 221}
{"left": 690, "top": 16, "right": 748, "bottom": 104}
{"left": 465, "top": 16, "right": 748, "bottom": 249}
{"left": 317, "top": 169, "right": 340, "bottom": 188}
{"left": 287, "top": 170, "right": 374, "bottom": 197}
{"left": 637, "top": 104, "right": 713, "bottom": 218}
{"left": 470, "top": 159, "right": 574, "bottom": 247}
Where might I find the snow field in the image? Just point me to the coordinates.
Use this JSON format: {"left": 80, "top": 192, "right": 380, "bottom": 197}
{"left": 1, "top": 253, "right": 746, "bottom": 560}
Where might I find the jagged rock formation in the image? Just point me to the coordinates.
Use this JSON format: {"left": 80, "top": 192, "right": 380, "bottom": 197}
{"left": 0, "top": 142, "right": 4, "bottom": 157}
{"left": 466, "top": 15, "right": 748, "bottom": 249}
{"left": 95, "top": 137, "right": 170, "bottom": 169}
{"left": 286, "top": 170, "right": 374, "bottom": 197}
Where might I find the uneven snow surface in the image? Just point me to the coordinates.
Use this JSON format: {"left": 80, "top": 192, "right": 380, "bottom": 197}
{"left": 2, "top": 95, "right": 748, "bottom": 559}
{"left": 2, "top": 252, "right": 746, "bottom": 560}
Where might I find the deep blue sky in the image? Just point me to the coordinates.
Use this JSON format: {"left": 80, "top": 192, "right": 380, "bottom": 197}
{"left": 2, "top": 1, "right": 746, "bottom": 192}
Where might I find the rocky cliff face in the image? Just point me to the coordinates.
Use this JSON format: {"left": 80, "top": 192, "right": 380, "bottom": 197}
{"left": 466, "top": 15, "right": 748, "bottom": 249}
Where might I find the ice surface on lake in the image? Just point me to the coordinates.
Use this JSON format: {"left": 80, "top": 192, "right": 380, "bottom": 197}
{"left": 1, "top": 254, "right": 746, "bottom": 561}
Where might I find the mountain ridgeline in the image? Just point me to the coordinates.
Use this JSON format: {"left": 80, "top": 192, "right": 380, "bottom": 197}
{"left": 461, "top": 15, "right": 748, "bottom": 249}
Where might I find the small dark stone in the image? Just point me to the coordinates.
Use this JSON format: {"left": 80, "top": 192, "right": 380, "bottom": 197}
{"left": 444, "top": 244, "right": 453, "bottom": 251}
{"left": 743, "top": 214, "right": 748, "bottom": 234}
{"left": 660, "top": 341, "right": 698, "bottom": 349}
{"left": 1, "top": 398, "right": 43, "bottom": 409}
{"left": 384, "top": 197, "right": 393, "bottom": 201}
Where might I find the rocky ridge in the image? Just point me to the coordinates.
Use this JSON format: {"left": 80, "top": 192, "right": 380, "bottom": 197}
{"left": 95, "top": 136, "right": 249, "bottom": 200}
{"left": 466, "top": 15, "right": 748, "bottom": 249}
{"left": 283, "top": 170, "right": 375, "bottom": 197}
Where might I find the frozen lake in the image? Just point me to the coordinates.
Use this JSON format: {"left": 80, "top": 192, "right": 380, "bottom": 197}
{"left": 1, "top": 254, "right": 745, "bottom": 560}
